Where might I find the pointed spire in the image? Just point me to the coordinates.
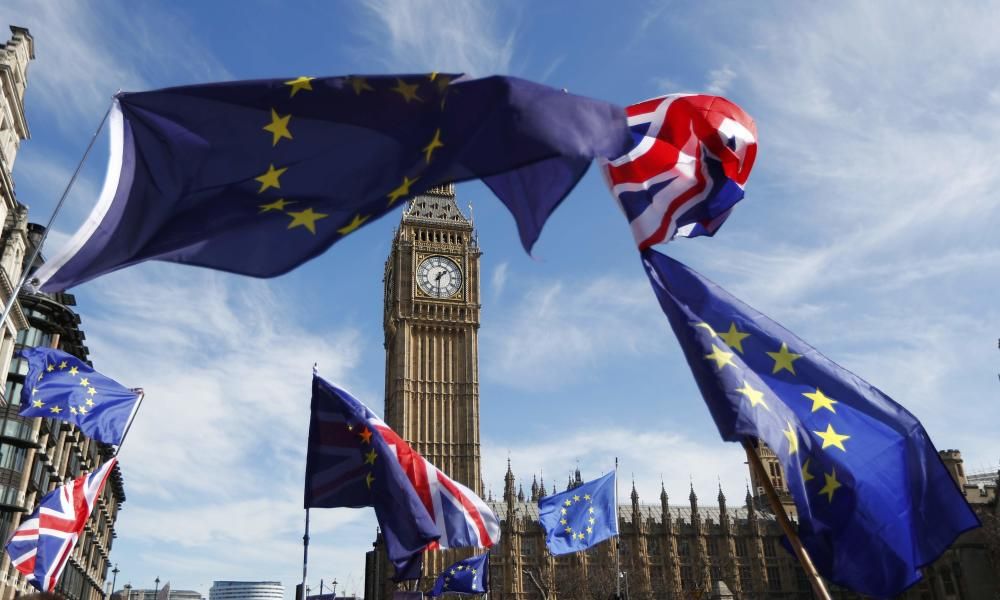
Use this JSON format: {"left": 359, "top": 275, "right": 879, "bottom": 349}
{"left": 745, "top": 483, "right": 756, "bottom": 517}
{"left": 517, "top": 483, "right": 525, "bottom": 503}
{"left": 552, "top": 483, "right": 558, "bottom": 496}
{"left": 503, "top": 458, "right": 516, "bottom": 504}
{"left": 717, "top": 479, "right": 727, "bottom": 511}
{"left": 566, "top": 474, "right": 574, "bottom": 491}
{"left": 531, "top": 475, "right": 539, "bottom": 501}
{"left": 631, "top": 478, "right": 639, "bottom": 505}
{"left": 539, "top": 474, "right": 546, "bottom": 497}
{"left": 689, "top": 481, "right": 699, "bottom": 513}
{"left": 660, "top": 480, "right": 669, "bottom": 508}
{"left": 574, "top": 463, "right": 582, "bottom": 487}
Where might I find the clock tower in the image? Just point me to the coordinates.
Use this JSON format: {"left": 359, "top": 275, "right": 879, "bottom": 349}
{"left": 382, "top": 183, "right": 482, "bottom": 493}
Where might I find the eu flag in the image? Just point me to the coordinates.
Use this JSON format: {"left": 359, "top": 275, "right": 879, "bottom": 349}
{"left": 30, "top": 74, "right": 630, "bottom": 292}
{"left": 18, "top": 347, "right": 141, "bottom": 446}
{"left": 640, "top": 249, "right": 979, "bottom": 597}
{"left": 538, "top": 471, "right": 618, "bottom": 556}
{"left": 427, "top": 552, "right": 489, "bottom": 597}
{"left": 304, "top": 375, "right": 439, "bottom": 571}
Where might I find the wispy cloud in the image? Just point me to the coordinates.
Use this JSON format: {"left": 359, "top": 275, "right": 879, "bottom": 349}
{"left": 356, "top": 0, "right": 515, "bottom": 75}
{"left": 491, "top": 261, "right": 509, "bottom": 297}
{"left": 705, "top": 66, "right": 735, "bottom": 95}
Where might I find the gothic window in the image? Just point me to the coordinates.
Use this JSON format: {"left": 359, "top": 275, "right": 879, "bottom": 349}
{"left": 763, "top": 538, "right": 776, "bottom": 557}
{"left": 735, "top": 538, "right": 748, "bottom": 558}
{"left": 710, "top": 566, "right": 721, "bottom": 582}
{"left": 522, "top": 538, "right": 536, "bottom": 556}
{"left": 680, "top": 566, "right": 693, "bottom": 590}
{"left": 767, "top": 566, "right": 782, "bottom": 591}
{"left": 706, "top": 537, "right": 718, "bottom": 557}
{"left": 678, "top": 539, "right": 690, "bottom": 557}
{"left": 739, "top": 566, "right": 752, "bottom": 590}
{"left": 648, "top": 537, "right": 661, "bottom": 556}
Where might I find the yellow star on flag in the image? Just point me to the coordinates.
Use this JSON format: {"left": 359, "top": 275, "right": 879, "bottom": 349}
{"left": 564, "top": 499, "right": 572, "bottom": 506}
{"left": 577, "top": 533, "right": 585, "bottom": 540}
{"left": 70, "top": 407, "right": 78, "bottom": 415}
{"left": 79, "top": 378, "right": 90, "bottom": 387}
{"left": 584, "top": 494, "right": 591, "bottom": 501}
{"left": 87, "top": 387, "right": 97, "bottom": 396}
{"left": 86, "top": 399, "right": 95, "bottom": 407}
{"left": 587, "top": 526, "right": 593, "bottom": 533}
{"left": 263, "top": 109, "right": 293, "bottom": 146}
{"left": 50, "top": 406, "right": 61, "bottom": 414}
{"left": 32, "top": 400, "right": 43, "bottom": 408}
{"left": 783, "top": 422, "right": 799, "bottom": 455}
{"left": 560, "top": 518, "right": 567, "bottom": 525}
{"left": 719, "top": 323, "right": 750, "bottom": 353}
{"left": 348, "top": 76, "right": 374, "bottom": 95}
{"left": 704, "top": 344, "right": 736, "bottom": 371}
{"left": 564, "top": 526, "right": 573, "bottom": 534}
{"left": 803, "top": 388, "right": 838, "bottom": 413}
{"left": 365, "top": 472, "right": 375, "bottom": 488}
{"left": 79, "top": 406, "right": 88, "bottom": 415}
{"left": 255, "top": 164, "right": 287, "bottom": 193}
{"left": 560, "top": 508, "right": 567, "bottom": 515}
{"left": 588, "top": 507, "right": 594, "bottom": 514}
{"left": 364, "top": 449, "right": 377, "bottom": 465}
{"left": 735, "top": 380, "right": 768, "bottom": 410}
{"left": 284, "top": 76, "right": 314, "bottom": 97}
{"left": 431, "top": 73, "right": 453, "bottom": 93}
{"left": 69, "top": 366, "right": 78, "bottom": 376}
{"left": 387, "top": 175, "right": 418, "bottom": 206}
{"left": 801, "top": 457, "right": 815, "bottom": 482}
{"left": 814, "top": 424, "right": 850, "bottom": 452}
{"left": 259, "top": 198, "right": 295, "bottom": 213}
{"left": 588, "top": 517, "right": 595, "bottom": 524}
{"left": 391, "top": 78, "right": 422, "bottom": 103}
{"left": 819, "top": 468, "right": 842, "bottom": 502}
{"left": 422, "top": 129, "right": 444, "bottom": 163}
{"left": 31, "top": 387, "right": 37, "bottom": 395}
{"left": 767, "top": 342, "right": 802, "bottom": 375}
{"left": 46, "top": 364, "right": 54, "bottom": 372}
{"left": 58, "top": 361, "right": 68, "bottom": 369}
{"left": 337, "top": 213, "right": 370, "bottom": 236}
{"left": 573, "top": 495, "right": 580, "bottom": 502}
{"left": 287, "top": 208, "right": 329, "bottom": 234}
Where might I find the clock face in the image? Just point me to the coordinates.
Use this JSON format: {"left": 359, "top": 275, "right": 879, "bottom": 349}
{"left": 417, "top": 256, "right": 462, "bottom": 298}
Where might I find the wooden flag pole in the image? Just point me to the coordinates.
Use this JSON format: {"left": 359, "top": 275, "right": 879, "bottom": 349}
{"left": 742, "top": 439, "right": 832, "bottom": 600}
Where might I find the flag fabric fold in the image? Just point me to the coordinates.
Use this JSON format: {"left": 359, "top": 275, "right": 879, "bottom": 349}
{"left": 537, "top": 471, "right": 618, "bottom": 556}
{"left": 601, "top": 95, "right": 757, "bottom": 249}
{"left": 640, "top": 248, "right": 979, "bottom": 597}
{"left": 427, "top": 552, "right": 490, "bottom": 597}
{"left": 17, "top": 347, "right": 141, "bottom": 446}
{"left": 305, "top": 375, "right": 500, "bottom": 575}
{"left": 5, "top": 458, "right": 118, "bottom": 591}
{"left": 30, "top": 74, "right": 631, "bottom": 292}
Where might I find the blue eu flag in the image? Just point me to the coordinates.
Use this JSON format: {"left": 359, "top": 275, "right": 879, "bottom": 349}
{"left": 30, "top": 74, "right": 630, "bottom": 292}
{"left": 538, "top": 471, "right": 618, "bottom": 556}
{"left": 427, "top": 552, "right": 489, "bottom": 597}
{"left": 641, "top": 249, "right": 979, "bottom": 598}
{"left": 18, "top": 347, "right": 141, "bottom": 446}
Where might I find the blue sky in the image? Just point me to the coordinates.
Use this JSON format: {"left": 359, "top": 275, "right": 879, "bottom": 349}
{"left": 2, "top": 1, "right": 999, "bottom": 596}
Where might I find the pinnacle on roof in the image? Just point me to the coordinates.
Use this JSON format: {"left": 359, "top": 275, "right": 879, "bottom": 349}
{"left": 403, "top": 183, "right": 470, "bottom": 225}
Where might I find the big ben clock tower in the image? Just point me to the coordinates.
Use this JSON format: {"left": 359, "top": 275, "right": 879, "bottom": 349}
{"left": 382, "top": 183, "right": 482, "bottom": 493}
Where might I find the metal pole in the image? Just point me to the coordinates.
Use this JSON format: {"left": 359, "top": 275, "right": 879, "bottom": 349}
{"left": 302, "top": 509, "right": 311, "bottom": 599}
{"left": 742, "top": 439, "right": 832, "bottom": 600}
{"left": 109, "top": 564, "right": 119, "bottom": 600}
{"left": 614, "top": 457, "right": 621, "bottom": 600}
{"left": 0, "top": 100, "right": 113, "bottom": 328}
{"left": 114, "top": 388, "right": 145, "bottom": 457}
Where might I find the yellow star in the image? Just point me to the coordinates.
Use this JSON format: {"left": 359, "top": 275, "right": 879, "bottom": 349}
{"left": 79, "top": 378, "right": 90, "bottom": 387}
{"left": 263, "top": 109, "right": 293, "bottom": 146}
{"left": 259, "top": 198, "right": 295, "bottom": 213}
{"left": 735, "top": 380, "right": 768, "bottom": 410}
{"left": 391, "top": 78, "right": 422, "bottom": 103}
{"left": 78, "top": 406, "right": 88, "bottom": 415}
{"left": 564, "top": 526, "right": 573, "bottom": 534}
{"left": 588, "top": 517, "right": 595, "bottom": 525}
{"left": 813, "top": 424, "right": 850, "bottom": 452}
{"left": 767, "top": 343, "right": 802, "bottom": 375}
{"left": 336, "top": 213, "right": 370, "bottom": 236}
{"left": 284, "top": 76, "right": 314, "bottom": 97}
{"left": 573, "top": 495, "right": 580, "bottom": 502}
{"left": 50, "top": 406, "right": 62, "bottom": 414}
{"left": 364, "top": 449, "right": 377, "bottom": 465}
{"left": 430, "top": 72, "right": 452, "bottom": 93}
{"left": 287, "top": 208, "right": 330, "bottom": 234}
{"left": 819, "top": 468, "right": 842, "bottom": 502}
{"left": 801, "top": 457, "right": 815, "bottom": 482}
{"left": 86, "top": 399, "right": 95, "bottom": 407}
{"left": 68, "top": 366, "right": 78, "bottom": 376}
{"left": 422, "top": 129, "right": 444, "bottom": 163}
{"left": 456, "top": 566, "right": 464, "bottom": 571}
{"left": 803, "top": 388, "right": 838, "bottom": 414}
{"left": 564, "top": 499, "right": 572, "bottom": 506}
{"left": 365, "top": 472, "right": 375, "bottom": 489}
{"left": 719, "top": 323, "right": 750, "bottom": 353}
{"left": 58, "top": 361, "right": 68, "bottom": 370}
{"left": 470, "top": 569, "right": 477, "bottom": 575}
{"left": 255, "top": 164, "right": 287, "bottom": 193}
{"left": 692, "top": 322, "right": 719, "bottom": 338}
{"left": 783, "top": 422, "right": 799, "bottom": 455}
{"left": 387, "top": 175, "right": 418, "bottom": 206}
{"left": 348, "top": 76, "right": 374, "bottom": 95}
{"left": 31, "top": 387, "right": 38, "bottom": 395}
{"left": 46, "top": 364, "right": 54, "bottom": 372}
{"left": 586, "top": 526, "right": 593, "bottom": 534}
{"left": 32, "top": 400, "right": 43, "bottom": 408}
{"left": 560, "top": 518, "right": 567, "bottom": 525}
{"left": 70, "top": 406, "right": 78, "bottom": 415}
{"left": 588, "top": 507, "right": 594, "bottom": 514}
{"left": 87, "top": 387, "right": 97, "bottom": 396}
{"left": 577, "top": 533, "right": 585, "bottom": 540}
{"left": 584, "top": 494, "right": 591, "bottom": 501}
{"left": 560, "top": 508, "right": 567, "bottom": 515}
{"left": 704, "top": 344, "right": 736, "bottom": 371}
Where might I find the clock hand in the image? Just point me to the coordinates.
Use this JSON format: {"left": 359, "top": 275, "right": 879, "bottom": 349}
{"left": 434, "top": 270, "right": 445, "bottom": 282}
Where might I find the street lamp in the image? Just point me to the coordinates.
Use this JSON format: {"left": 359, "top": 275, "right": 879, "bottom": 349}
{"left": 155, "top": 577, "right": 161, "bottom": 599}
{"left": 108, "top": 564, "right": 120, "bottom": 600}
{"left": 331, "top": 580, "right": 338, "bottom": 598}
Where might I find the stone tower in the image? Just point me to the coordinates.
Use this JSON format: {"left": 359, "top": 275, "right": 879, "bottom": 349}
{"left": 382, "top": 183, "right": 482, "bottom": 492}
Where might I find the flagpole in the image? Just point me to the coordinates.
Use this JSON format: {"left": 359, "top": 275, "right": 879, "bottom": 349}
{"left": 0, "top": 99, "right": 113, "bottom": 328}
{"left": 742, "top": 439, "right": 832, "bottom": 600}
{"left": 113, "top": 388, "right": 145, "bottom": 457}
{"left": 614, "top": 457, "right": 621, "bottom": 600}
{"left": 302, "top": 508, "right": 311, "bottom": 600}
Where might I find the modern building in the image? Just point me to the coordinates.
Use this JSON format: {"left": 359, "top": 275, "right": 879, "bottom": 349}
{"left": 363, "top": 184, "right": 999, "bottom": 600}
{"left": 208, "top": 581, "right": 284, "bottom": 600}
{"left": 117, "top": 586, "right": 205, "bottom": 600}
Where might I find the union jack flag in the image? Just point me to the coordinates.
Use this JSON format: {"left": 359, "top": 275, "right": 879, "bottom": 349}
{"left": 5, "top": 458, "right": 117, "bottom": 592}
{"left": 601, "top": 94, "right": 757, "bottom": 249}
{"left": 305, "top": 376, "right": 499, "bottom": 572}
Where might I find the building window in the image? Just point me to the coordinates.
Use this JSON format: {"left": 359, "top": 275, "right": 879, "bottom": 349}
{"left": 735, "top": 538, "right": 748, "bottom": 558}
{"left": 739, "top": 566, "right": 752, "bottom": 590}
{"left": 522, "top": 538, "right": 536, "bottom": 556}
{"left": 706, "top": 537, "right": 718, "bottom": 557}
{"left": 648, "top": 537, "right": 660, "bottom": 556}
{"left": 0, "top": 443, "right": 27, "bottom": 471}
{"left": 710, "top": 566, "right": 721, "bottom": 582}
{"left": 678, "top": 539, "right": 690, "bottom": 557}
{"left": 680, "top": 566, "right": 692, "bottom": 590}
{"left": 763, "top": 538, "right": 776, "bottom": 557}
{"left": 767, "top": 566, "right": 781, "bottom": 592}
{"left": 3, "top": 380, "right": 23, "bottom": 406}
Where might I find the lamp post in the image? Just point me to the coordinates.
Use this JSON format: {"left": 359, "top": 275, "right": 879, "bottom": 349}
{"left": 154, "top": 577, "right": 160, "bottom": 599}
{"left": 108, "top": 564, "right": 120, "bottom": 600}
{"left": 331, "top": 580, "right": 338, "bottom": 598}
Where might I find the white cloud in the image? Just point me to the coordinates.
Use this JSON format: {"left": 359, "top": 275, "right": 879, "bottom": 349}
{"left": 356, "top": 0, "right": 515, "bottom": 75}
{"left": 705, "top": 66, "right": 735, "bottom": 95}
{"left": 491, "top": 261, "right": 508, "bottom": 297}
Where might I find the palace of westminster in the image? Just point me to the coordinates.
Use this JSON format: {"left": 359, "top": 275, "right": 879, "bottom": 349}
{"left": 0, "top": 24, "right": 995, "bottom": 600}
